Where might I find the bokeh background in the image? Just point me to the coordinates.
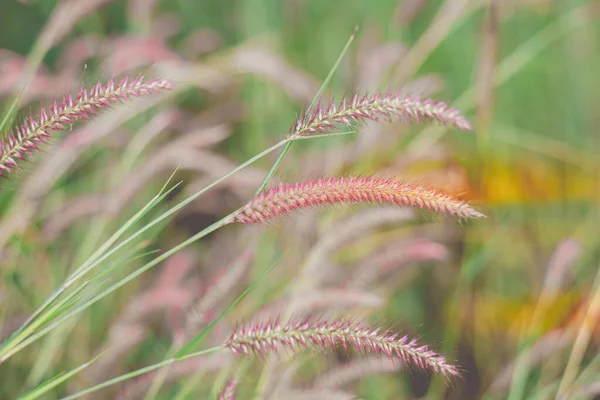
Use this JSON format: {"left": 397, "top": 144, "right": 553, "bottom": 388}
{"left": 0, "top": 0, "right": 599, "bottom": 399}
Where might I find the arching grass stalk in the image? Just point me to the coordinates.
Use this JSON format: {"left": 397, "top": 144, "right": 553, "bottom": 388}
{"left": 253, "top": 26, "right": 358, "bottom": 196}
{"left": 0, "top": 184, "right": 178, "bottom": 361}
{"left": 18, "top": 351, "right": 109, "bottom": 400}
{"left": 60, "top": 347, "right": 223, "bottom": 400}
{"left": 60, "top": 314, "right": 459, "bottom": 400}
{"left": 0, "top": 128, "right": 359, "bottom": 365}
{"left": 0, "top": 139, "right": 281, "bottom": 363}
{"left": 0, "top": 77, "right": 172, "bottom": 176}
{"left": 7, "top": 34, "right": 476, "bottom": 398}
{"left": 234, "top": 177, "right": 484, "bottom": 223}
{"left": 37, "top": 261, "right": 279, "bottom": 400}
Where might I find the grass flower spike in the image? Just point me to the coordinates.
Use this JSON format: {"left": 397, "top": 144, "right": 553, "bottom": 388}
{"left": 0, "top": 76, "right": 173, "bottom": 177}
{"left": 218, "top": 380, "right": 237, "bottom": 400}
{"left": 233, "top": 176, "right": 484, "bottom": 223}
{"left": 224, "top": 318, "right": 459, "bottom": 378}
{"left": 288, "top": 92, "right": 471, "bottom": 138}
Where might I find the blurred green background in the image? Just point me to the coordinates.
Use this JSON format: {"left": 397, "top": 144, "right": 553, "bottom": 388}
{"left": 0, "top": 0, "right": 599, "bottom": 399}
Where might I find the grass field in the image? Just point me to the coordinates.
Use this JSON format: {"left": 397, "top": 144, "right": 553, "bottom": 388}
{"left": 0, "top": 0, "right": 599, "bottom": 399}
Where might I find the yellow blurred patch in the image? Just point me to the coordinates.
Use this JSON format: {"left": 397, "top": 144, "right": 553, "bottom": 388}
{"left": 472, "top": 292, "right": 580, "bottom": 340}
{"left": 478, "top": 158, "right": 597, "bottom": 205}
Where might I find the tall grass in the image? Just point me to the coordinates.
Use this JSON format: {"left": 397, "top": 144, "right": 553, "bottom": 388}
{"left": 0, "top": 0, "right": 599, "bottom": 399}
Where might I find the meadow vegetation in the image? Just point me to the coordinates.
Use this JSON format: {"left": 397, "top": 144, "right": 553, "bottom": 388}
{"left": 0, "top": 1, "right": 598, "bottom": 399}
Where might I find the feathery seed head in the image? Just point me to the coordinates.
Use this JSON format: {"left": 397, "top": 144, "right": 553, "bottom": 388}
{"left": 224, "top": 317, "right": 459, "bottom": 378}
{"left": 218, "top": 380, "right": 237, "bottom": 400}
{"left": 314, "top": 357, "right": 401, "bottom": 389}
{"left": 0, "top": 76, "right": 173, "bottom": 177}
{"left": 288, "top": 92, "right": 471, "bottom": 138}
{"left": 233, "top": 176, "right": 484, "bottom": 224}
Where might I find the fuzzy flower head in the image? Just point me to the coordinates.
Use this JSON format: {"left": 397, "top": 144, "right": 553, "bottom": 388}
{"left": 0, "top": 76, "right": 173, "bottom": 177}
{"left": 224, "top": 317, "right": 459, "bottom": 378}
{"left": 233, "top": 176, "right": 484, "bottom": 224}
{"left": 288, "top": 92, "right": 471, "bottom": 139}
{"left": 218, "top": 380, "right": 237, "bottom": 400}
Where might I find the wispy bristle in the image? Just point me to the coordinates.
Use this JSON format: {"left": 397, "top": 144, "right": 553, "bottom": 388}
{"left": 233, "top": 176, "right": 484, "bottom": 223}
{"left": 350, "top": 240, "right": 449, "bottom": 289}
{"left": 224, "top": 317, "right": 459, "bottom": 378}
{"left": 288, "top": 92, "right": 471, "bottom": 138}
{"left": 313, "top": 357, "right": 401, "bottom": 389}
{"left": 185, "top": 251, "right": 253, "bottom": 334}
{"left": 0, "top": 76, "right": 173, "bottom": 177}
{"left": 218, "top": 379, "right": 237, "bottom": 400}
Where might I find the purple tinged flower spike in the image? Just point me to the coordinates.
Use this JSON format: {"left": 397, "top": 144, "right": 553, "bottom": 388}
{"left": 313, "top": 356, "right": 401, "bottom": 389}
{"left": 218, "top": 380, "right": 237, "bottom": 400}
{"left": 224, "top": 317, "right": 459, "bottom": 378}
{"left": 0, "top": 76, "right": 173, "bottom": 177}
{"left": 233, "top": 176, "right": 484, "bottom": 223}
{"left": 288, "top": 92, "right": 472, "bottom": 138}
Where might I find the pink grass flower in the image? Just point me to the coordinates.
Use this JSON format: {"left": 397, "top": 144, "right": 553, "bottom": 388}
{"left": 218, "top": 379, "right": 237, "bottom": 400}
{"left": 186, "top": 251, "right": 253, "bottom": 334}
{"left": 224, "top": 317, "right": 459, "bottom": 378}
{"left": 0, "top": 76, "right": 173, "bottom": 177}
{"left": 313, "top": 356, "right": 401, "bottom": 389}
{"left": 349, "top": 239, "right": 449, "bottom": 289}
{"left": 233, "top": 176, "right": 484, "bottom": 223}
{"left": 288, "top": 92, "right": 471, "bottom": 138}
